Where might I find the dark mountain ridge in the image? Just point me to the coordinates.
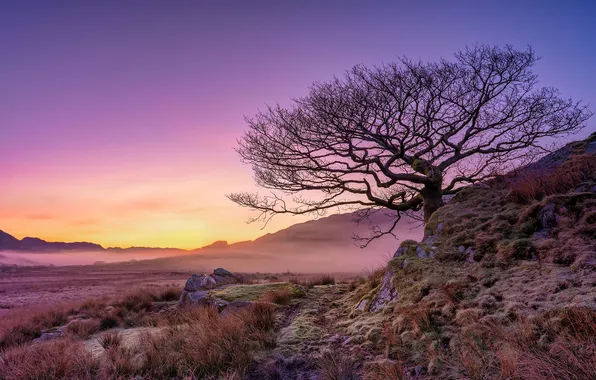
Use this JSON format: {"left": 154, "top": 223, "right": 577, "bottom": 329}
{"left": 0, "top": 232, "right": 104, "bottom": 252}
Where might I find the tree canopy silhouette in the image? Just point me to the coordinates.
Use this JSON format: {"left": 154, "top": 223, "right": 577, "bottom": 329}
{"left": 228, "top": 45, "right": 592, "bottom": 244}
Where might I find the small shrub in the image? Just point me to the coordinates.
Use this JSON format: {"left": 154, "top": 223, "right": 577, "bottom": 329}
{"left": 99, "top": 331, "right": 123, "bottom": 349}
{"left": 260, "top": 288, "right": 293, "bottom": 305}
{"left": 441, "top": 281, "right": 464, "bottom": 304}
{"left": 65, "top": 319, "right": 101, "bottom": 338}
{"left": 152, "top": 286, "right": 181, "bottom": 302}
{"left": 289, "top": 276, "right": 314, "bottom": 289}
{"left": 310, "top": 274, "right": 336, "bottom": 286}
{"left": 100, "top": 345, "right": 139, "bottom": 378}
{"left": 99, "top": 315, "right": 120, "bottom": 330}
{"left": 118, "top": 289, "right": 154, "bottom": 312}
{"left": 78, "top": 298, "right": 109, "bottom": 318}
{"left": 241, "top": 302, "right": 277, "bottom": 332}
{"left": 364, "top": 266, "right": 385, "bottom": 290}
{"left": 496, "top": 239, "right": 537, "bottom": 262}
{"left": 319, "top": 351, "right": 357, "bottom": 380}
{"left": 365, "top": 359, "right": 404, "bottom": 380}
{"left": 348, "top": 280, "right": 358, "bottom": 291}
{"left": 382, "top": 322, "right": 399, "bottom": 359}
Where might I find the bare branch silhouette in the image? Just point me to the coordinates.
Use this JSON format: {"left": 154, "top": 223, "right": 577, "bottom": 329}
{"left": 228, "top": 45, "right": 592, "bottom": 243}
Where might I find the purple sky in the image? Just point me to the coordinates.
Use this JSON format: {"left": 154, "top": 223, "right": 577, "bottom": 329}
{"left": 1, "top": 0, "right": 594, "bottom": 248}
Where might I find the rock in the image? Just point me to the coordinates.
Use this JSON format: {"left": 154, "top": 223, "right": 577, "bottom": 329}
{"left": 369, "top": 268, "right": 398, "bottom": 312}
{"left": 393, "top": 240, "right": 418, "bottom": 258}
{"left": 184, "top": 274, "right": 216, "bottom": 292}
{"left": 411, "top": 365, "right": 428, "bottom": 377}
{"left": 104, "top": 305, "right": 115, "bottom": 314}
{"left": 343, "top": 335, "right": 365, "bottom": 345}
{"left": 183, "top": 268, "right": 238, "bottom": 293}
{"left": 356, "top": 299, "right": 369, "bottom": 311}
{"left": 33, "top": 331, "right": 63, "bottom": 343}
{"left": 422, "top": 235, "right": 439, "bottom": 246}
{"left": 179, "top": 290, "right": 228, "bottom": 311}
{"left": 400, "top": 257, "right": 409, "bottom": 269}
{"left": 201, "top": 275, "right": 218, "bottom": 289}
{"left": 327, "top": 334, "right": 344, "bottom": 345}
{"left": 416, "top": 245, "right": 431, "bottom": 259}
{"left": 212, "top": 274, "right": 238, "bottom": 286}
{"left": 213, "top": 267, "right": 234, "bottom": 277}
{"left": 538, "top": 203, "right": 559, "bottom": 229}
{"left": 371, "top": 238, "right": 441, "bottom": 312}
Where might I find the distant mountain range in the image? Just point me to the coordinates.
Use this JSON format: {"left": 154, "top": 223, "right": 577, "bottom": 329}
{"left": 0, "top": 210, "right": 421, "bottom": 254}
{"left": 0, "top": 231, "right": 105, "bottom": 252}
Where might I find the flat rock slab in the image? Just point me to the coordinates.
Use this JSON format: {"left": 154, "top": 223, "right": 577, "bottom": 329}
{"left": 84, "top": 327, "right": 163, "bottom": 358}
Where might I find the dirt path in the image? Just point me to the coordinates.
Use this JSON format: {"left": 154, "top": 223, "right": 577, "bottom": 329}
{"left": 249, "top": 283, "right": 358, "bottom": 380}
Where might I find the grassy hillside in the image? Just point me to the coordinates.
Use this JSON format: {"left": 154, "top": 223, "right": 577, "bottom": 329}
{"left": 340, "top": 134, "right": 596, "bottom": 378}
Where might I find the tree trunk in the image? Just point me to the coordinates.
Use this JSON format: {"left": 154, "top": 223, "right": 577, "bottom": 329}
{"left": 421, "top": 184, "right": 444, "bottom": 222}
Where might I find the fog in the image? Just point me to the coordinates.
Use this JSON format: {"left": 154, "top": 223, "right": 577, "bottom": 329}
{"left": 0, "top": 233, "right": 420, "bottom": 274}
{"left": 0, "top": 249, "right": 186, "bottom": 267}
{"left": 1, "top": 212, "right": 424, "bottom": 273}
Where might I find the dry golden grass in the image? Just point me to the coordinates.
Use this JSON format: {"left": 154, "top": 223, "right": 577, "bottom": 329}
{"left": 0, "top": 303, "right": 75, "bottom": 349}
{"left": 0, "top": 285, "right": 181, "bottom": 350}
{"left": 64, "top": 319, "right": 101, "bottom": 338}
{"left": 507, "top": 154, "right": 596, "bottom": 203}
{"left": 260, "top": 287, "right": 294, "bottom": 305}
{"left": 98, "top": 330, "right": 122, "bottom": 349}
{"left": 364, "top": 359, "right": 404, "bottom": 380}
{"left": 0, "top": 301, "right": 277, "bottom": 379}
{"left": 449, "top": 307, "right": 596, "bottom": 379}
{"left": 0, "top": 339, "right": 99, "bottom": 380}
{"left": 138, "top": 305, "right": 275, "bottom": 378}
{"left": 289, "top": 274, "right": 336, "bottom": 288}
{"left": 319, "top": 351, "right": 357, "bottom": 380}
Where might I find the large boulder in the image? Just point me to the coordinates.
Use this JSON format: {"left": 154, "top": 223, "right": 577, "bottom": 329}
{"left": 184, "top": 274, "right": 218, "bottom": 292}
{"left": 179, "top": 268, "right": 240, "bottom": 309}
{"left": 183, "top": 268, "right": 239, "bottom": 293}
{"left": 213, "top": 267, "right": 234, "bottom": 277}
{"left": 178, "top": 290, "right": 229, "bottom": 311}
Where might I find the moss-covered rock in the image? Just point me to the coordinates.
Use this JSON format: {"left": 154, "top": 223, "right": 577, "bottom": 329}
{"left": 211, "top": 282, "right": 305, "bottom": 302}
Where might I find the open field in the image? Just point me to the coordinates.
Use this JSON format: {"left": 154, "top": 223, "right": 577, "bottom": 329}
{"left": 0, "top": 266, "right": 191, "bottom": 314}
{"left": 0, "top": 264, "right": 359, "bottom": 316}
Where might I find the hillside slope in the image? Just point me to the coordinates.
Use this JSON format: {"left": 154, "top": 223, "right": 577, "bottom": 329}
{"left": 333, "top": 134, "right": 596, "bottom": 378}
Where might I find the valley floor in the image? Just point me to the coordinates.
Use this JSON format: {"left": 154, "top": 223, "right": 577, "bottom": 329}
{"left": 0, "top": 266, "right": 191, "bottom": 315}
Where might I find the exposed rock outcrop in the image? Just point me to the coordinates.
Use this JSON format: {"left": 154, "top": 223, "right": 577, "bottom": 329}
{"left": 369, "top": 267, "right": 398, "bottom": 312}
{"left": 179, "top": 290, "right": 229, "bottom": 310}
{"left": 364, "top": 238, "right": 438, "bottom": 313}
{"left": 178, "top": 268, "right": 240, "bottom": 308}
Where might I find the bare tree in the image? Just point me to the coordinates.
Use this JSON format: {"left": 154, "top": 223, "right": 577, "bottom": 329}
{"left": 228, "top": 45, "right": 592, "bottom": 244}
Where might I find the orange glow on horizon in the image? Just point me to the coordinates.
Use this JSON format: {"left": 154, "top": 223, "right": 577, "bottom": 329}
{"left": 1, "top": 144, "right": 313, "bottom": 249}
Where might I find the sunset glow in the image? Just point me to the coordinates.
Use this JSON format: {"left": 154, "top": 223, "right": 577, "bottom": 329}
{"left": 1, "top": 1, "right": 594, "bottom": 249}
